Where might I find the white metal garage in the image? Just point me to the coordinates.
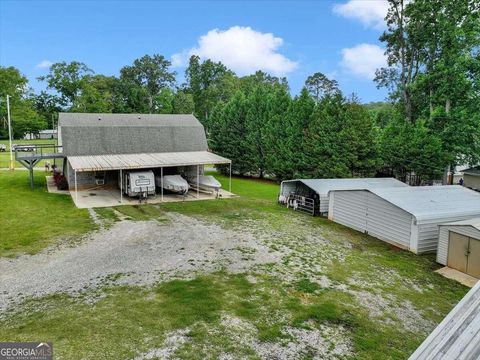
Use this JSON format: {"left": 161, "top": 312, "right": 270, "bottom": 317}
{"left": 328, "top": 186, "right": 480, "bottom": 254}
{"left": 279, "top": 178, "right": 408, "bottom": 215}
{"left": 437, "top": 218, "right": 480, "bottom": 279}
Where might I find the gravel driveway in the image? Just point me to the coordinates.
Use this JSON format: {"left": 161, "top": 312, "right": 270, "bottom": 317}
{"left": 0, "top": 213, "right": 280, "bottom": 312}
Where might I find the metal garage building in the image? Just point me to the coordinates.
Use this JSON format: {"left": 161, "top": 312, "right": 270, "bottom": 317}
{"left": 437, "top": 218, "right": 480, "bottom": 279}
{"left": 409, "top": 280, "right": 480, "bottom": 360}
{"left": 279, "top": 178, "right": 408, "bottom": 215}
{"left": 328, "top": 186, "right": 480, "bottom": 254}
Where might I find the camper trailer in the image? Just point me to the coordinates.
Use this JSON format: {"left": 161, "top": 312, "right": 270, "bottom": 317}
{"left": 120, "top": 170, "right": 156, "bottom": 197}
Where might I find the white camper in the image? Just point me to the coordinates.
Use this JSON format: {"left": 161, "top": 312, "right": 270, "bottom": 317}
{"left": 120, "top": 170, "right": 156, "bottom": 197}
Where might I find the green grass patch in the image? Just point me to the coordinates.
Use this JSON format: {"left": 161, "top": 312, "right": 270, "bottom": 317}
{"left": 0, "top": 170, "right": 94, "bottom": 257}
{"left": 0, "top": 272, "right": 433, "bottom": 359}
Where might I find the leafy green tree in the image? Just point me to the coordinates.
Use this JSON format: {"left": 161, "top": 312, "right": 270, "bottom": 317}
{"left": 32, "top": 91, "right": 63, "bottom": 128}
{"left": 38, "top": 61, "right": 93, "bottom": 107}
{"left": 265, "top": 88, "right": 312, "bottom": 180}
{"left": 304, "top": 72, "right": 339, "bottom": 102}
{"left": 0, "top": 66, "right": 46, "bottom": 138}
{"left": 379, "top": 119, "right": 448, "bottom": 180}
{"left": 73, "top": 75, "right": 117, "bottom": 113}
{"left": 376, "top": 0, "right": 480, "bottom": 181}
{"left": 173, "top": 91, "right": 194, "bottom": 114}
{"left": 209, "top": 91, "right": 251, "bottom": 175}
{"left": 120, "top": 54, "right": 176, "bottom": 113}
{"left": 185, "top": 55, "right": 237, "bottom": 127}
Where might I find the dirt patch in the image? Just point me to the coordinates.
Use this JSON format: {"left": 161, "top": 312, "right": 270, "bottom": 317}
{"left": 217, "top": 314, "right": 353, "bottom": 360}
{"left": 0, "top": 213, "right": 281, "bottom": 312}
{"left": 348, "top": 289, "right": 435, "bottom": 333}
{"left": 134, "top": 328, "right": 191, "bottom": 360}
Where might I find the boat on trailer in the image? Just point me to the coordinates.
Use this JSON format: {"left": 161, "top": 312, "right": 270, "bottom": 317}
{"left": 155, "top": 175, "right": 189, "bottom": 195}
{"left": 187, "top": 175, "right": 222, "bottom": 195}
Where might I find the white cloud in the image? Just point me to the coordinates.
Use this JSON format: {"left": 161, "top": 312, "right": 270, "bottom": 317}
{"left": 333, "top": 0, "right": 389, "bottom": 30}
{"left": 171, "top": 26, "right": 297, "bottom": 76}
{"left": 340, "top": 43, "right": 386, "bottom": 79}
{"left": 36, "top": 60, "right": 53, "bottom": 68}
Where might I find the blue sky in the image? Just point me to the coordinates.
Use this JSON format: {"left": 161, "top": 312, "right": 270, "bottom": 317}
{"left": 0, "top": 0, "right": 389, "bottom": 102}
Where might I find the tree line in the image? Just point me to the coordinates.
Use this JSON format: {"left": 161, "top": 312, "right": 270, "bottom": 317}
{"left": 1, "top": 0, "right": 478, "bottom": 182}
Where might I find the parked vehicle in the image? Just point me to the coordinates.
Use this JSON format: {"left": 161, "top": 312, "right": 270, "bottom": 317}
{"left": 155, "top": 175, "right": 189, "bottom": 195}
{"left": 187, "top": 175, "right": 222, "bottom": 194}
{"left": 120, "top": 170, "right": 156, "bottom": 197}
{"left": 15, "top": 145, "right": 35, "bottom": 152}
{"left": 0, "top": 144, "right": 6, "bottom": 152}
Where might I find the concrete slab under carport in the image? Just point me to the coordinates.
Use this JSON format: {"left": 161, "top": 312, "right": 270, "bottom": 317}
{"left": 70, "top": 188, "right": 236, "bottom": 209}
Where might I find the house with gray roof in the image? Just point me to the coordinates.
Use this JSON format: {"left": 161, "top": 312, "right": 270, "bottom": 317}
{"left": 58, "top": 113, "right": 231, "bottom": 203}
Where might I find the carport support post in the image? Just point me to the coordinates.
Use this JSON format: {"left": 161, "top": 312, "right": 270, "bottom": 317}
{"left": 74, "top": 170, "right": 78, "bottom": 204}
{"left": 120, "top": 169, "right": 123, "bottom": 203}
{"left": 229, "top": 162, "right": 232, "bottom": 193}
{"left": 197, "top": 165, "right": 200, "bottom": 198}
{"left": 160, "top": 167, "right": 163, "bottom": 201}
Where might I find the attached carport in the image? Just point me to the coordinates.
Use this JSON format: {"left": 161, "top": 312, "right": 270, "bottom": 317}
{"left": 67, "top": 150, "right": 232, "bottom": 208}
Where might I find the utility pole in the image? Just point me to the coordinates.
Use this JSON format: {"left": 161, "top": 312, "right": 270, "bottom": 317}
{"left": 6, "top": 95, "right": 14, "bottom": 170}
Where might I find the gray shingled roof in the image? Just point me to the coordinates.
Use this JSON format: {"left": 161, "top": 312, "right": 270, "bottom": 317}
{"left": 59, "top": 113, "right": 208, "bottom": 156}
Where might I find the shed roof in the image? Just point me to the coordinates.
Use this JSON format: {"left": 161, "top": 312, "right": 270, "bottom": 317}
{"left": 439, "top": 217, "right": 480, "bottom": 231}
{"left": 58, "top": 113, "right": 208, "bottom": 156}
{"left": 463, "top": 166, "right": 480, "bottom": 176}
{"left": 409, "top": 280, "right": 480, "bottom": 360}
{"left": 367, "top": 186, "right": 480, "bottom": 221}
{"left": 68, "top": 151, "right": 231, "bottom": 172}
{"left": 283, "top": 178, "right": 408, "bottom": 196}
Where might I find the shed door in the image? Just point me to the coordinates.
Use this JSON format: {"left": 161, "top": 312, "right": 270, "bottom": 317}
{"left": 447, "top": 232, "right": 468, "bottom": 273}
{"left": 466, "top": 238, "right": 480, "bottom": 278}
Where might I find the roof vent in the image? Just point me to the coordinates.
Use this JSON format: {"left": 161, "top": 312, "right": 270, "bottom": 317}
{"left": 138, "top": 116, "right": 141, "bottom": 119}
{"left": 98, "top": 117, "right": 102, "bottom": 121}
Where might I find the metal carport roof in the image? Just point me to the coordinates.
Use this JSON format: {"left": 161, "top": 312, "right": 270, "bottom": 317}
{"left": 282, "top": 178, "right": 408, "bottom": 196}
{"left": 68, "top": 151, "right": 231, "bottom": 172}
{"left": 368, "top": 186, "right": 480, "bottom": 221}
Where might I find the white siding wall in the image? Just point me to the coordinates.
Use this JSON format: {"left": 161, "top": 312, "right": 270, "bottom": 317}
{"left": 437, "top": 225, "right": 480, "bottom": 265}
{"left": 329, "top": 191, "right": 368, "bottom": 232}
{"left": 417, "top": 215, "right": 480, "bottom": 254}
{"left": 365, "top": 192, "right": 412, "bottom": 249}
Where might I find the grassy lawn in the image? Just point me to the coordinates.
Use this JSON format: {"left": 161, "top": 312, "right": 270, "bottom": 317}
{"left": 0, "top": 170, "right": 94, "bottom": 256}
{"left": 0, "top": 139, "right": 57, "bottom": 168}
{"left": 0, "top": 170, "right": 469, "bottom": 359}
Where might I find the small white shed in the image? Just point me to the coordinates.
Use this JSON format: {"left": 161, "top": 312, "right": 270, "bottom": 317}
{"left": 279, "top": 178, "right": 408, "bottom": 215}
{"left": 437, "top": 218, "right": 480, "bottom": 279}
{"left": 328, "top": 186, "right": 480, "bottom": 254}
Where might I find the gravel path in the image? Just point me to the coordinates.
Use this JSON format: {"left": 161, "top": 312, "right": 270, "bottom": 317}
{"left": 0, "top": 213, "right": 280, "bottom": 312}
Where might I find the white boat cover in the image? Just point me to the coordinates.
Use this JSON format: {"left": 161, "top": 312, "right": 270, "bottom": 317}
{"left": 155, "top": 175, "right": 189, "bottom": 194}
{"left": 188, "top": 175, "right": 222, "bottom": 190}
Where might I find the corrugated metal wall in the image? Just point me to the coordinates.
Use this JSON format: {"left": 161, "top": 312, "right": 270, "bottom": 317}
{"left": 329, "top": 191, "right": 368, "bottom": 232}
{"left": 437, "top": 225, "right": 480, "bottom": 265}
{"left": 330, "top": 190, "right": 412, "bottom": 249}
{"left": 417, "top": 215, "right": 480, "bottom": 254}
{"left": 364, "top": 192, "right": 412, "bottom": 248}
